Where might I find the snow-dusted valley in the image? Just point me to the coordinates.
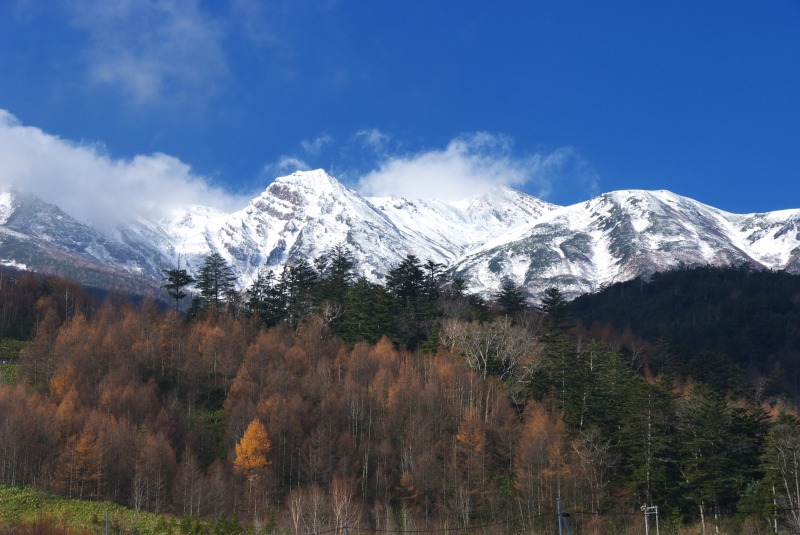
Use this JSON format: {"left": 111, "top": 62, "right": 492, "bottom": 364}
{"left": 1, "top": 170, "right": 799, "bottom": 299}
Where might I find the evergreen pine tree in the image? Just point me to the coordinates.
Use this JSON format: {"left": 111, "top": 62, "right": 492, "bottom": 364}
{"left": 196, "top": 252, "right": 237, "bottom": 314}
{"left": 386, "top": 254, "right": 425, "bottom": 300}
{"left": 618, "top": 376, "right": 679, "bottom": 507}
{"left": 162, "top": 268, "right": 195, "bottom": 312}
{"left": 279, "top": 259, "right": 319, "bottom": 326}
{"left": 247, "top": 268, "right": 285, "bottom": 325}
{"left": 495, "top": 280, "right": 527, "bottom": 316}
{"left": 540, "top": 286, "right": 568, "bottom": 320}
{"left": 675, "top": 384, "right": 765, "bottom": 526}
{"left": 386, "top": 255, "right": 437, "bottom": 349}
{"left": 315, "top": 245, "right": 355, "bottom": 304}
{"left": 422, "top": 259, "right": 446, "bottom": 300}
{"left": 340, "top": 278, "right": 393, "bottom": 344}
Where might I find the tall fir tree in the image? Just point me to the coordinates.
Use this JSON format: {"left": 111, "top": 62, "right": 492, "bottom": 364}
{"left": 162, "top": 267, "right": 195, "bottom": 312}
{"left": 495, "top": 280, "right": 527, "bottom": 316}
{"left": 246, "top": 268, "right": 285, "bottom": 326}
{"left": 675, "top": 384, "right": 766, "bottom": 528}
{"left": 314, "top": 244, "right": 356, "bottom": 304}
{"left": 618, "top": 376, "right": 679, "bottom": 507}
{"left": 340, "top": 278, "right": 393, "bottom": 345}
{"left": 540, "top": 287, "right": 568, "bottom": 320}
{"left": 279, "top": 259, "right": 319, "bottom": 326}
{"left": 196, "top": 252, "right": 237, "bottom": 315}
{"left": 386, "top": 254, "right": 425, "bottom": 300}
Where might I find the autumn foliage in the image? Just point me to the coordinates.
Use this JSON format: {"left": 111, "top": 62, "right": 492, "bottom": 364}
{"left": 0, "top": 264, "right": 799, "bottom": 534}
{"left": 234, "top": 418, "right": 271, "bottom": 479}
{"left": 0, "top": 292, "right": 546, "bottom": 530}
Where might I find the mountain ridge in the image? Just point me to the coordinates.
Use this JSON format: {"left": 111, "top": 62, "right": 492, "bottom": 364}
{"left": 1, "top": 171, "right": 799, "bottom": 299}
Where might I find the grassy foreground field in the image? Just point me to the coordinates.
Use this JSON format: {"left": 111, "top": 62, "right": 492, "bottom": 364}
{"left": 0, "top": 485, "right": 246, "bottom": 534}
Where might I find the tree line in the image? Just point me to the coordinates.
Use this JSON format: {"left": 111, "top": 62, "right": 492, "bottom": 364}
{"left": 1, "top": 258, "right": 800, "bottom": 534}
{"left": 164, "top": 247, "right": 530, "bottom": 350}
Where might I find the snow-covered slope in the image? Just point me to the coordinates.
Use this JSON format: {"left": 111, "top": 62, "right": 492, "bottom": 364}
{"left": 724, "top": 209, "right": 800, "bottom": 274}
{"left": 2, "top": 171, "right": 799, "bottom": 300}
{"left": 369, "top": 186, "right": 557, "bottom": 258}
{"left": 144, "top": 170, "right": 559, "bottom": 288}
{"left": 452, "top": 190, "right": 800, "bottom": 297}
{"left": 155, "top": 170, "right": 429, "bottom": 283}
{"left": 0, "top": 186, "right": 168, "bottom": 291}
{"left": 0, "top": 190, "right": 14, "bottom": 225}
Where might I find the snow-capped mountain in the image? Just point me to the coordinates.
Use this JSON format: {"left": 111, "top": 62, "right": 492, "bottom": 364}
{"left": 453, "top": 189, "right": 800, "bottom": 297}
{"left": 0, "top": 185, "right": 169, "bottom": 292}
{"left": 140, "top": 170, "right": 559, "bottom": 289}
{"left": 1, "top": 171, "right": 799, "bottom": 300}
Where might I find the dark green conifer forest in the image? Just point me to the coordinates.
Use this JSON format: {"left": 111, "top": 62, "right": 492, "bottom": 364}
{"left": 1, "top": 256, "right": 799, "bottom": 534}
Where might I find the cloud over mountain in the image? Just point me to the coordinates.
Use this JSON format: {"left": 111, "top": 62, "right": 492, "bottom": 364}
{"left": 0, "top": 110, "right": 245, "bottom": 228}
{"left": 356, "top": 133, "right": 599, "bottom": 201}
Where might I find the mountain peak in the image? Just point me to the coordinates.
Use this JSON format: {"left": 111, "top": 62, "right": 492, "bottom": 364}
{"left": 257, "top": 169, "right": 351, "bottom": 207}
{"left": 3, "top": 178, "right": 799, "bottom": 300}
{"left": 271, "top": 168, "right": 341, "bottom": 188}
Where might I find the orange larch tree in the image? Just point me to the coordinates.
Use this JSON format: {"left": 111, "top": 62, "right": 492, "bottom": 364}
{"left": 234, "top": 417, "right": 272, "bottom": 521}
{"left": 234, "top": 418, "right": 272, "bottom": 479}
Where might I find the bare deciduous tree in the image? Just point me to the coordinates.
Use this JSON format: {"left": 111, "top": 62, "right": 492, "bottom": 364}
{"left": 330, "top": 476, "right": 362, "bottom": 534}
{"left": 765, "top": 421, "right": 800, "bottom": 532}
{"left": 440, "top": 316, "right": 541, "bottom": 381}
{"left": 571, "top": 427, "right": 618, "bottom": 513}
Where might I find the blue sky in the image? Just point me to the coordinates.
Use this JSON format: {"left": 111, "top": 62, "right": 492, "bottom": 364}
{"left": 1, "top": 1, "right": 798, "bottom": 225}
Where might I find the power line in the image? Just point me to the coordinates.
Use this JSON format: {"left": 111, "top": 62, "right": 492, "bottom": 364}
{"left": 290, "top": 505, "right": 800, "bottom": 535}
{"left": 353, "top": 519, "right": 513, "bottom": 533}
{"left": 306, "top": 528, "right": 340, "bottom": 535}
{"left": 296, "top": 519, "right": 514, "bottom": 535}
{"left": 562, "top": 504, "right": 800, "bottom": 517}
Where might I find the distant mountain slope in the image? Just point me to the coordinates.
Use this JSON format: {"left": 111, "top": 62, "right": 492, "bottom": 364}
{"left": 1, "top": 171, "right": 799, "bottom": 299}
{"left": 0, "top": 186, "right": 166, "bottom": 292}
{"left": 569, "top": 265, "right": 800, "bottom": 394}
{"left": 453, "top": 190, "right": 800, "bottom": 297}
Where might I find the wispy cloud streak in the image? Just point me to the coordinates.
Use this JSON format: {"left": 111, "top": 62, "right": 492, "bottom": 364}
{"left": 68, "top": 0, "right": 228, "bottom": 105}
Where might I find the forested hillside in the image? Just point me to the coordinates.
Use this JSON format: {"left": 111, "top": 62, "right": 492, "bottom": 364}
{"left": 1, "top": 256, "right": 800, "bottom": 534}
{"left": 570, "top": 266, "right": 800, "bottom": 397}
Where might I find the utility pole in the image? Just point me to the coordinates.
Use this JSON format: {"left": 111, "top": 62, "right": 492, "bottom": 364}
{"left": 557, "top": 496, "right": 572, "bottom": 535}
{"left": 772, "top": 483, "right": 779, "bottom": 534}
{"left": 642, "top": 505, "right": 659, "bottom": 535}
{"left": 558, "top": 496, "right": 563, "bottom": 535}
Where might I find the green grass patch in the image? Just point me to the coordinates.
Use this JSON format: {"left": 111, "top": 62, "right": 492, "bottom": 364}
{"left": 0, "top": 338, "right": 26, "bottom": 360}
{"left": 0, "top": 363, "right": 17, "bottom": 384}
{"left": 0, "top": 339, "right": 24, "bottom": 385}
{"left": 0, "top": 485, "right": 250, "bottom": 534}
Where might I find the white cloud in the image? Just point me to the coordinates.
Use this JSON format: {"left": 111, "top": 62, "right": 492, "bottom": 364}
{"left": 229, "top": 0, "right": 283, "bottom": 48}
{"left": 354, "top": 128, "right": 390, "bottom": 152}
{"left": 0, "top": 110, "right": 245, "bottom": 228}
{"left": 277, "top": 156, "right": 311, "bottom": 172}
{"left": 357, "top": 133, "right": 599, "bottom": 201}
{"left": 261, "top": 156, "right": 311, "bottom": 180}
{"left": 68, "top": 0, "right": 228, "bottom": 105}
{"left": 301, "top": 134, "right": 334, "bottom": 155}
